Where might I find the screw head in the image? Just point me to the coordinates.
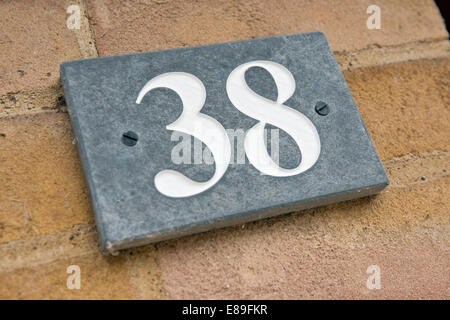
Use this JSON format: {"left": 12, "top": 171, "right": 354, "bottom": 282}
{"left": 315, "top": 101, "right": 330, "bottom": 116}
{"left": 122, "top": 131, "right": 138, "bottom": 146}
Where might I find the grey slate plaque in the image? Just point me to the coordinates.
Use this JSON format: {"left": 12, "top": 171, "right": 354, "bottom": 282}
{"left": 61, "top": 32, "right": 388, "bottom": 255}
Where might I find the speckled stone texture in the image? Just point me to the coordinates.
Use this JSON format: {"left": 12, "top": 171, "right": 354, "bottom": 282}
{"left": 61, "top": 32, "right": 388, "bottom": 254}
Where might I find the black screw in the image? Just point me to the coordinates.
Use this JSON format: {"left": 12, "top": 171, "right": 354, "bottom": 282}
{"left": 315, "top": 101, "right": 330, "bottom": 116}
{"left": 122, "top": 131, "right": 138, "bottom": 146}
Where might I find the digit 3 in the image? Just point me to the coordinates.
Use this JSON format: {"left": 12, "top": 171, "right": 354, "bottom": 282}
{"left": 136, "top": 72, "right": 231, "bottom": 198}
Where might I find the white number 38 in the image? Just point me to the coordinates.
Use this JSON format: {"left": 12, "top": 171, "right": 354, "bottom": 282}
{"left": 136, "top": 61, "right": 321, "bottom": 198}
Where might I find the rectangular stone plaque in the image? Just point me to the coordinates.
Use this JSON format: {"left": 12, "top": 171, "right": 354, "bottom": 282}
{"left": 61, "top": 32, "right": 388, "bottom": 255}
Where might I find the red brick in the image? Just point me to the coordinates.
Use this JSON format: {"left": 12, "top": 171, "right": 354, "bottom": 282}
{"left": 156, "top": 176, "right": 449, "bottom": 299}
{"left": 88, "top": 0, "right": 448, "bottom": 56}
{"left": 0, "top": 0, "right": 82, "bottom": 95}
{"left": 345, "top": 58, "right": 450, "bottom": 160}
{"left": 0, "top": 113, "right": 93, "bottom": 245}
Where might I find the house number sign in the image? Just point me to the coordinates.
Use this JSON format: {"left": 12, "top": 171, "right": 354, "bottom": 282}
{"left": 61, "top": 32, "right": 388, "bottom": 254}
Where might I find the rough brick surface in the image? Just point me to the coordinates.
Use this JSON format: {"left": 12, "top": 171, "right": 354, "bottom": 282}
{"left": 0, "top": 226, "right": 164, "bottom": 299}
{"left": 344, "top": 58, "right": 450, "bottom": 160}
{"left": 0, "top": 250, "right": 149, "bottom": 299}
{"left": 0, "top": 113, "right": 92, "bottom": 245}
{"left": 155, "top": 175, "right": 449, "bottom": 299}
{"left": 0, "top": 0, "right": 82, "bottom": 96}
{"left": 88, "top": 0, "right": 447, "bottom": 56}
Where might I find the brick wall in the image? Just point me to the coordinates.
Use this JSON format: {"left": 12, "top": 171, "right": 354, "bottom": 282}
{"left": 0, "top": 0, "right": 448, "bottom": 299}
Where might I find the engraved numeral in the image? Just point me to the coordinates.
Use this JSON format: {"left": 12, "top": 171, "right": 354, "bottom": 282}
{"left": 227, "top": 61, "right": 320, "bottom": 176}
{"left": 136, "top": 73, "right": 231, "bottom": 198}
